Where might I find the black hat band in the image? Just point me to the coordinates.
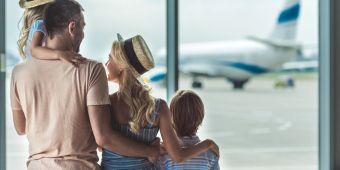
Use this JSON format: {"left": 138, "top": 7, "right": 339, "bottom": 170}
{"left": 123, "top": 38, "right": 147, "bottom": 75}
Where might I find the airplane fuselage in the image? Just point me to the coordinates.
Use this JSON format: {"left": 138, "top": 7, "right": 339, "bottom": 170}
{"left": 157, "top": 39, "right": 299, "bottom": 81}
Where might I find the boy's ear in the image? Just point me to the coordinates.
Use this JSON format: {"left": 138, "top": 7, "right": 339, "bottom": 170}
{"left": 67, "top": 21, "right": 77, "bottom": 36}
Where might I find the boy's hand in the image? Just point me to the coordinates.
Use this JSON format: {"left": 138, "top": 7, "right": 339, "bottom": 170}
{"left": 207, "top": 139, "right": 220, "bottom": 157}
{"left": 58, "top": 51, "right": 87, "bottom": 67}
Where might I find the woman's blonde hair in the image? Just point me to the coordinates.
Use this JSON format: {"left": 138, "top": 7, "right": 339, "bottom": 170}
{"left": 111, "top": 41, "right": 156, "bottom": 133}
{"left": 17, "top": 5, "right": 46, "bottom": 59}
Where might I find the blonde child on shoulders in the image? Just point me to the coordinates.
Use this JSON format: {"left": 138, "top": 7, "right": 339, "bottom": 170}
{"left": 18, "top": 0, "right": 85, "bottom": 65}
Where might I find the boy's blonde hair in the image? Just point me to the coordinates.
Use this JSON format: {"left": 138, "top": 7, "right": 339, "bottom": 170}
{"left": 17, "top": 5, "right": 46, "bottom": 59}
{"left": 111, "top": 41, "right": 156, "bottom": 133}
{"left": 170, "top": 90, "right": 204, "bottom": 137}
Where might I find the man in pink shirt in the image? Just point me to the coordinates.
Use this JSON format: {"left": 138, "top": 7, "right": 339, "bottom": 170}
{"left": 10, "top": 0, "right": 159, "bottom": 169}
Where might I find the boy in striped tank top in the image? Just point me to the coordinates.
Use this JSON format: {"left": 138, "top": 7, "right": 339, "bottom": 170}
{"left": 159, "top": 90, "right": 220, "bottom": 170}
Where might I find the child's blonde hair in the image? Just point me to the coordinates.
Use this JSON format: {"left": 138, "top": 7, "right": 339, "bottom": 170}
{"left": 17, "top": 5, "right": 46, "bottom": 59}
{"left": 111, "top": 41, "right": 156, "bottom": 133}
{"left": 170, "top": 90, "right": 204, "bottom": 137}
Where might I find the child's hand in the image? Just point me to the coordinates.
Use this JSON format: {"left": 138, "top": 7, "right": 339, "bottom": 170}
{"left": 58, "top": 51, "right": 86, "bottom": 67}
{"left": 207, "top": 139, "right": 220, "bottom": 157}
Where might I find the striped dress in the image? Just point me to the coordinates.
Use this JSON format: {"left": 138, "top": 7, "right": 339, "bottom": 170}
{"left": 158, "top": 136, "right": 220, "bottom": 170}
{"left": 101, "top": 99, "right": 161, "bottom": 170}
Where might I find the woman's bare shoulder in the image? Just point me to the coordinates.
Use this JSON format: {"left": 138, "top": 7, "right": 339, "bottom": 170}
{"left": 108, "top": 92, "right": 120, "bottom": 112}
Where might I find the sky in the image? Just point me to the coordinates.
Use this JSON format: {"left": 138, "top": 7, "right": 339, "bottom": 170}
{"left": 5, "top": 0, "right": 318, "bottom": 63}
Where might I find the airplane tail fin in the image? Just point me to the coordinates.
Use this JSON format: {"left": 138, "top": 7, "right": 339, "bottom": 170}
{"left": 269, "top": 0, "right": 301, "bottom": 41}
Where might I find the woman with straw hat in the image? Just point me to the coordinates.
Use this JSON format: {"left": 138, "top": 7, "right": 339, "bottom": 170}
{"left": 102, "top": 34, "right": 219, "bottom": 169}
{"left": 18, "top": 0, "right": 84, "bottom": 65}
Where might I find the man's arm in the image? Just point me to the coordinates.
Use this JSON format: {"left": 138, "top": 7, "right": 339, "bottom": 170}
{"left": 10, "top": 71, "right": 25, "bottom": 135}
{"left": 88, "top": 105, "right": 159, "bottom": 158}
{"left": 12, "top": 110, "right": 25, "bottom": 135}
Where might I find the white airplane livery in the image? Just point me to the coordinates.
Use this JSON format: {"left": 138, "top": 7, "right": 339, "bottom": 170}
{"left": 145, "top": 0, "right": 301, "bottom": 89}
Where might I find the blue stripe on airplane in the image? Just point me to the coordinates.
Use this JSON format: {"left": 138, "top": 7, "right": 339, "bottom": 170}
{"left": 150, "top": 73, "right": 166, "bottom": 81}
{"left": 278, "top": 3, "right": 300, "bottom": 23}
{"left": 225, "top": 62, "right": 269, "bottom": 74}
{"left": 149, "top": 61, "right": 269, "bottom": 81}
{"left": 150, "top": 62, "right": 269, "bottom": 82}
{"left": 180, "top": 60, "right": 269, "bottom": 74}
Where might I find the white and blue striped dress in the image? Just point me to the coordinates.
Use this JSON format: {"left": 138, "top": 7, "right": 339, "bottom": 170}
{"left": 101, "top": 99, "right": 161, "bottom": 170}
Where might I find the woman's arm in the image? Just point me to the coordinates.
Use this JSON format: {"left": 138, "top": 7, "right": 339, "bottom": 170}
{"left": 159, "top": 99, "right": 219, "bottom": 163}
{"left": 30, "top": 32, "right": 85, "bottom": 66}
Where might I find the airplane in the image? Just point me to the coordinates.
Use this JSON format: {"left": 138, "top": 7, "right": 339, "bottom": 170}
{"left": 144, "top": 0, "right": 302, "bottom": 89}
{"left": 280, "top": 48, "right": 318, "bottom": 72}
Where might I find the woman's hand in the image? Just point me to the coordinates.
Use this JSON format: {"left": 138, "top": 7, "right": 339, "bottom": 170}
{"left": 58, "top": 51, "right": 87, "bottom": 67}
{"left": 160, "top": 142, "right": 168, "bottom": 155}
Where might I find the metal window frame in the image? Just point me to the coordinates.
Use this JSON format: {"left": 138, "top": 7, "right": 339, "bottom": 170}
{"left": 166, "top": 0, "right": 179, "bottom": 101}
{"left": 0, "top": 0, "right": 6, "bottom": 168}
{"left": 319, "top": 0, "right": 334, "bottom": 169}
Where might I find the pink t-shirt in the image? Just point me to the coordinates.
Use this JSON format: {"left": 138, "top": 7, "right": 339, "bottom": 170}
{"left": 10, "top": 59, "right": 110, "bottom": 170}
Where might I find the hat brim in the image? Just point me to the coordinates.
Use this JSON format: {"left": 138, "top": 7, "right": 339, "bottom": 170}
{"left": 116, "top": 34, "right": 154, "bottom": 76}
{"left": 19, "top": 0, "right": 54, "bottom": 9}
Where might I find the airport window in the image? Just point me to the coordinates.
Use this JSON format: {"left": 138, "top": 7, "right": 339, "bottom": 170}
{"left": 178, "top": 0, "right": 319, "bottom": 169}
{"left": 2, "top": 0, "right": 322, "bottom": 169}
{"left": 4, "top": 0, "right": 166, "bottom": 169}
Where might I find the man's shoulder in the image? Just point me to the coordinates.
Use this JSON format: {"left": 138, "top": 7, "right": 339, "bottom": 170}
{"left": 82, "top": 59, "right": 104, "bottom": 68}
{"left": 12, "top": 60, "right": 32, "bottom": 75}
{"left": 79, "top": 59, "right": 106, "bottom": 77}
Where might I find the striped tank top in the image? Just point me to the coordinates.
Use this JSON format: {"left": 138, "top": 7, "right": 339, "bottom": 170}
{"left": 101, "top": 98, "right": 161, "bottom": 170}
{"left": 158, "top": 136, "right": 220, "bottom": 170}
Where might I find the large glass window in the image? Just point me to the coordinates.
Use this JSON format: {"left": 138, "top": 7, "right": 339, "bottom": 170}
{"left": 178, "top": 0, "right": 318, "bottom": 169}
{"left": 5, "top": 0, "right": 165, "bottom": 169}
{"left": 4, "top": 0, "right": 319, "bottom": 169}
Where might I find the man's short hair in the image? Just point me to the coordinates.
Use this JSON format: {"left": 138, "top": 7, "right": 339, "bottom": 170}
{"left": 170, "top": 90, "right": 205, "bottom": 137}
{"left": 44, "top": 0, "right": 84, "bottom": 39}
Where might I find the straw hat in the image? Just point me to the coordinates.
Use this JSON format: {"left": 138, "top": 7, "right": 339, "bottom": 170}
{"left": 19, "top": 0, "right": 54, "bottom": 9}
{"left": 117, "top": 34, "right": 155, "bottom": 76}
